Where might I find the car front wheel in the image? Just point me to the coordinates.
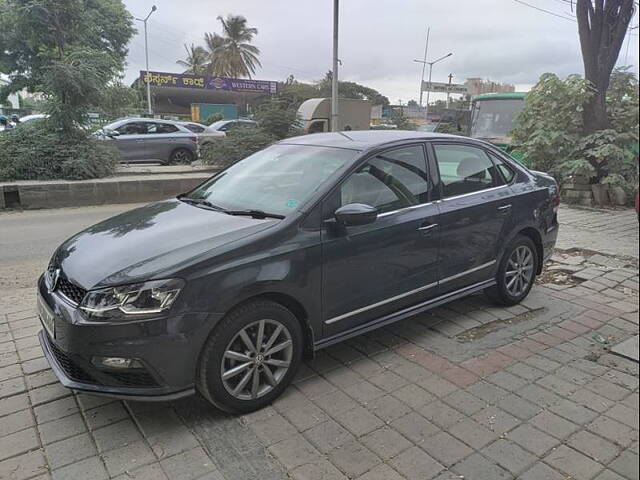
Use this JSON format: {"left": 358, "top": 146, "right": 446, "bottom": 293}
{"left": 197, "top": 300, "right": 303, "bottom": 413}
{"left": 485, "top": 235, "right": 538, "bottom": 306}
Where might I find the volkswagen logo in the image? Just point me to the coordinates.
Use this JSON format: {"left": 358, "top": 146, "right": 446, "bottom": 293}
{"left": 48, "top": 268, "right": 61, "bottom": 293}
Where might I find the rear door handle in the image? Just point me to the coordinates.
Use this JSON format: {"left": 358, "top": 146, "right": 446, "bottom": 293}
{"left": 418, "top": 223, "right": 438, "bottom": 235}
{"left": 498, "top": 204, "right": 512, "bottom": 214}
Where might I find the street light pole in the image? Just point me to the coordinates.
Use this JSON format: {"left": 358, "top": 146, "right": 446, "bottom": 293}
{"left": 136, "top": 5, "right": 157, "bottom": 117}
{"left": 331, "top": 0, "right": 339, "bottom": 132}
{"left": 414, "top": 52, "right": 452, "bottom": 120}
{"left": 418, "top": 27, "right": 430, "bottom": 108}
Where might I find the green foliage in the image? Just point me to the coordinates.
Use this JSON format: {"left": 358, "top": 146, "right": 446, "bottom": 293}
{"left": 200, "top": 128, "right": 275, "bottom": 167}
{"left": 176, "top": 44, "right": 210, "bottom": 74}
{"left": 253, "top": 98, "right": 301, "bottom": 139}
{"left": 317, "top": 71, "right": 389, "bottom": 105}
{"left": 511, "top": 70, "right": 638, "bottom": 194}
{"left": 204, "top": 112, "right": 224, "bottom": 124}
{"left": 0, "top": 122, "right": 119, "bottom": 181}
{"left": 390, "top": 109, "right": 415, "bottom": 130}
{"left": 207, "top": 15, "right": 261, "bottom": 78}
{"left": 94, "top": 83, "right": 143, "bottom": 120}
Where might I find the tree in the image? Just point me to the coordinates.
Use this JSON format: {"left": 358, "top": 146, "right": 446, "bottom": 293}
{"left": 208, "top": 15, "right": 261, "bottom": 78}
{"left": 0, "top": 0, "right": 135, "bottom": 133}
{"left": 407, "top": 99, "right": 418, "bottom": 107}
{"left": 576, "top": 0, "right": 635, "bottom": 134}
{"left": 177, "top": 44, "right": 209, "bottom": 75}
{"left": 317, "top": 71, "right": 390, "bottom": 105}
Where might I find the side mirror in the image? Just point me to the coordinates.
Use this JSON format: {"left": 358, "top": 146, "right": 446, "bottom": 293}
{"left": 105, "top": 129, "right": 120, "bottom": 138}
{"left": 334, "top": 203, "right": 378, "bottom": 226}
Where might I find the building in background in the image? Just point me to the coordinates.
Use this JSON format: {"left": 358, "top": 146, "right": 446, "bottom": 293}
{"left": 0, "top": 77, "right": 21, "bottom": 115}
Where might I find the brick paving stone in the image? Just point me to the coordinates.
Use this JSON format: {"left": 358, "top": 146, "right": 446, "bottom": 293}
{"left": 549, "top": 398, "right": 600, "bottom": 425}
{"left": 537, "top": 374, "right": 581, "bottom": 397}
{"left": 361, "top": 426, "right": 412, "bottom": 460}
{"left": 518, "top": 462, "right": 566, "bottom": 480}
{"left": 368, "top": 395, "right": 412, "bottom": 423}
{"left": 587, "top": 415, "right": 637, "bottom": 447}
{"left": 506, "top": 424, "right": 559, "bottom": 456}
{"left": 248, "top": 411, "right": 298, "bottom": 447}
{"left": 33, "top": 396, "right": 78, "bottom": 424}
{"left": 389, "top": 446, "right": 444, "bottom": 480}
{"left": 304, "top": 419, "right": 354, "bottom": 454}
{"left": 486, "top": 370, "right": 528, "bottom": 392}
{"left": 328, "top": 439, "right": 381, "bottom": 478}
{"left": 419, "top": 401, "right": 466, "bottom": 429}
{"left": 0, "top": 449, "right": 48, "bottom": 480}
{"left": 44, "top": 432, "right": 96, "bottom": 470}
{"left": 101, "top": 439, "right": 157, "bottom": 477}
{"left": 279, "top": 400, "right": 328, "bottom": 432}
{"left": 390, "top": 411, "right": 439, "bottom": 444}
{"left": 418, "top": 431, "right": 473, "bottom": 466}
{"left": 268, "top": 435, "right": 322, "bottom": 470}
{"left": 159, "top": 447, "right": 221, "bottom": 480}
{"left": 466, "top": 381, "right": 509, "bottom": 404}
{"left": 568, "top": 430, "right": 620, "bottom": 464}
{"left": 594, "top": 470, "right": 628, "bottom": 480}
{"left": 37, "top": 412, "right": 87, "bottom": 445}
{"left": 0, "top": 408, "right": 34, "bottom": 436}
{"left": 83, "top": 401, "right": 128, "bottom": 430}
{"left": 368, "top": 370, "right": 409, "bottom": 393}
{"left": 291, "top": 458, "right": 347, "bottom": 480}
{"left": 530, "top": 411, "right": 580, "bottom": 440}
{"left": 506, "top": 363, "right": 545, "bottom": 381}
{"left": 452, "top": 452, "right": 512, "bottom": 480}
{"left": 497, "top": 393, "right": 541, "bottom": 420}
{"left": 417, "top": 375, "right": 458, "bottom": 398}
{"left": 482, "top": 439, "right": 537, "bottom": 476}
{"left": 391, "top": 383, "right": 435, "bottom": 410}
{"left": 605, "top": 403, "right": 639, "bottom": 429}
{"left": 332, "top": 405, "right": 384, "bottom": 437}
{"left": 51, "top": 455, "right": 108, "bottom": 480}
{"left": 0, "top": 392, "right": 29, "bottom": 417}
{"left": 570, "top": 388, "right": 616, "bottom": 413}
{"left": 342, "top": 380, "right": 386, "bottom": 405}
{"left": 111, "top": 462, "right": 169, "bottom": 480}
{"left": 92, "top": 418, "right": 144, "bottom": 453}
{"left": 449, "top": 418, "right": 499, "bottom": 449}
{"left": 442, "top": 389, "right": 486, "bottom": 416}
{"left": 608, "top": 450, "right": 639, "bottom": 480}
{"left": 471, "top": 406, "right": 520, "bottom": 435}
{"left": 545, "top": 444, "right": 604, "bottom": 480}
{"left": 0, "top": 427, "right": 39, "bottom": 462}
{"left": 313, "top": 389, "right": 359, "bottom": 415}
{"left": 356, "top": 464, "right": 404, "bottom": 480}
{"left": 517, "top": 383, "right": 562, "bottom": 408}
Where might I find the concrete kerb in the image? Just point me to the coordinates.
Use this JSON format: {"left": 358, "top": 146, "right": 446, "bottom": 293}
{"left": 0, "top": 171, "right": 217, "bottom": 210}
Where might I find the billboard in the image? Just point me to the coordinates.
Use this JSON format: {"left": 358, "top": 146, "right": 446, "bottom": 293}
{"left": 141, "top": 71, "right": 278, "bottom": 94}
{"left": 421, "top": 81, "right": 468, "bottom": 94}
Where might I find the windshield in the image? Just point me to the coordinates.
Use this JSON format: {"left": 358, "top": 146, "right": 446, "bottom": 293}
{"left": 187, "top": 144, "right": 359, "bottom": 216}
{"left": 470, "top": 99, "right": 524, "bottom": 140}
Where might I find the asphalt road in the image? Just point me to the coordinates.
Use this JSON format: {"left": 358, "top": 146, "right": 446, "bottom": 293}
{"left": 0, "top": 203, "right": 143, "bottom": 291}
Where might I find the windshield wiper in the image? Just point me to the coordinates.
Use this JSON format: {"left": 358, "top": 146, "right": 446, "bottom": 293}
{"left": 224, "top": 209, "right": 285, "bottom": 220}
{"left": 176, "top": 194, "right": 224, "bottom": 210}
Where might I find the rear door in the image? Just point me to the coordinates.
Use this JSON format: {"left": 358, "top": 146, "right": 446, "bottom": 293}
{"left": 322, "top": 144, "right": 440, "bottom": 336}
{"left": 144, "top": 122, "right": 182, "bottom": 162}
{"left": 430, "top": 142, "right": 515, "bottom": 292}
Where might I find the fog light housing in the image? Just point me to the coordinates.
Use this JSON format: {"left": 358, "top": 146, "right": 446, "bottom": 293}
{"left": 92, "top": 356, "right": 143, "bottom": 370}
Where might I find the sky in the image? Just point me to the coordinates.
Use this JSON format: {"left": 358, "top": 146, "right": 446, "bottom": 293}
{"left": 122, "top": 0, "right": 639, "bottom": 103}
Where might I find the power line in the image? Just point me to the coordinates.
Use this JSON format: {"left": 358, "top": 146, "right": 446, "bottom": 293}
{"left": 513, "top": 0, "right": 577, "bottom": 22}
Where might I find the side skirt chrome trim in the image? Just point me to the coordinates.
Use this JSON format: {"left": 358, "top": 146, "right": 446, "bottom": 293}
{"left": 325, "top": 260, "right": 496, "bottom": 325}
{"left": 315, "top": 278, "right": 496, "bottom": 351}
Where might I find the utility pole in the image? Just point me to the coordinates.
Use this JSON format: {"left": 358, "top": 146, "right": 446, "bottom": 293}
{"left": 331, "top": 0, "right": 339, "bottom": 132}
{"left": 417, "top": 27, "right": 430, "bottom": 108}
{"left": 414, "top": 52, "right": 452, "bottom": 120}
{"left": 446, "top": 73, "right": 453, "bottom": 109}
{"left": 136, "top": 5, "right": 157, "bottom": 117}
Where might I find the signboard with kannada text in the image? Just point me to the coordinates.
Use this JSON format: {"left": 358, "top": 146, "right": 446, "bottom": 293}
{"left": 421, "top": 81, "right": 468, "bottom": 94}
{"left": 141, "top": 71, "right": 278, "bottom": 94}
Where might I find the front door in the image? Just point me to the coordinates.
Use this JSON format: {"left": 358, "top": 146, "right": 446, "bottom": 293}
{"left": 322, "top": 144, "right": 440, "bottom": 336}
{"left": 113, "top": 121, "right": 147, "bottom": 161}
{"left": 431, "top": 142, "right": 514, "bottom": 292}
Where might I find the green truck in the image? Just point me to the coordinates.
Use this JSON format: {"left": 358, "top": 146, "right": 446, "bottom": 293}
{"left": 469, "top": 92, "right": 527, "bottom": 164}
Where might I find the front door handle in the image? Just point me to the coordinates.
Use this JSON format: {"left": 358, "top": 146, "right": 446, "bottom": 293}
{"left": 498, "top": 204, "right": 512, "bottom": 214}
{"left": 418, "top": 223, "right": 438, "bottom": 235}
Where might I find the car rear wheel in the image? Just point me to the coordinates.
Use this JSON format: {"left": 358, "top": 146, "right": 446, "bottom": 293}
{"left": 169, "top": 148, "right": 194, "bottom": 165}
{"left": 485, "top": 235, "right": 538, "bottom": 306}
{"left": 197, "top": 300, "right": 303, "bottom": 413}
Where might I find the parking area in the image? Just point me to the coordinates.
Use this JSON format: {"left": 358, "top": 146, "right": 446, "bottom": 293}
{"left": 1, "top": 205, "right": 638, "bottom": 480}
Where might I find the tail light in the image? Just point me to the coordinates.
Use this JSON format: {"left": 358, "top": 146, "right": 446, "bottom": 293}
{"left": 189, "top": 136, "right": 198, "bottom": 143}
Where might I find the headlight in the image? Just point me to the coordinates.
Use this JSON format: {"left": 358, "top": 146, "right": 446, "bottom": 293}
{"left": 80, "top": 279, "right": 184, "bottom": 318}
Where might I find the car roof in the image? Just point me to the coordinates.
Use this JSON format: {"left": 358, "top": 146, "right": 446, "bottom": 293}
{"left": 278, "top": 130, "right": 465, "bottom": 150}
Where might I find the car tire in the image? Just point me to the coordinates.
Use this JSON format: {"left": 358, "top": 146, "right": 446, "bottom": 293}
{"left": 197, "top": 300, "right": 304, "bottom": 413}
{"left": 485, "top": 235, "right": 538, "bottom": 306}
{"left": 169, "top": 148, "right": 194, "bottom": 165}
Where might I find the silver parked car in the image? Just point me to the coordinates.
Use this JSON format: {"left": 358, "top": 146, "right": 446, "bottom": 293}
{"left": 209, "top": 119, "right": 257, "bottom": 132}
{"left": 97, "top": 118, "right": 199, "bottom": 164}
{"left": 178, "top": 122, "right": 225, "bottom": 146}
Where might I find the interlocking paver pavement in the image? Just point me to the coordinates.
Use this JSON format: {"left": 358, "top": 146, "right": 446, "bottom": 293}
{"left": 1, "top": 205, "right": 639, "bottom": 479}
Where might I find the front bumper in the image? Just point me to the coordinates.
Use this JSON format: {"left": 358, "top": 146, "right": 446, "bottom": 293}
{"left": 37, "top": 275, "right": 222, "bottom": 400}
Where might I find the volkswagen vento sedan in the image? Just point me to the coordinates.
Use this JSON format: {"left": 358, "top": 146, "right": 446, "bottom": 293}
{"left": 38, "top": 131, "right": 559, "bottom": 413}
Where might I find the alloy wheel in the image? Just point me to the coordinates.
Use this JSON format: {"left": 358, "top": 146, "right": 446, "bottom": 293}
{"left": 220, "top": 319, "right": 293, "bottom": 400}
{"left": 505, "top": 245, "right": 534, "bottom": 297}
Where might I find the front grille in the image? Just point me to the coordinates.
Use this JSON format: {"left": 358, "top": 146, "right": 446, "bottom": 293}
{"left": 104, "top": 370, "right": 159, "bottom": 387}
{"left": 48, "top": 338, "right": 95, "bottom": 383}
{"left": 57, "top": 278, "right": 87, "bottom": 305}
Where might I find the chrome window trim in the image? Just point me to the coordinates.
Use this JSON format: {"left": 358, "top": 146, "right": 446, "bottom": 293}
{"left": 377, "top": 201, "right": 436, "bottom": 218}
{"left": 440, "top": 184, "right": 509, "bottom": 202}
{"left": 325, "top": 260, "right": 496, "bottom": 325}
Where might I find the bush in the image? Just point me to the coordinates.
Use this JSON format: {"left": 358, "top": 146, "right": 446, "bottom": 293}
{"left": 200, "top": 127, "right": 276, "bottom": 167}
{"left": 0, "top": 122, "right": 120, "bottom": 181}
{"left": 253, "top": 98, "right": 301, "bottom": 139}
{"left": 204, "top": 112, "right": 224, "bottom": 125}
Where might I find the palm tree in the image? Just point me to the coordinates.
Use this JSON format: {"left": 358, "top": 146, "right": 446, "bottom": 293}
{"left": 176, "top": 44, "right": 209, "bottom": 75}
{"left": 206, "top": 15, "right": 261, "bottom": 78}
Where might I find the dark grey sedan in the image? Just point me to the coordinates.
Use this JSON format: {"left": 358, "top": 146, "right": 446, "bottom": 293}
{"left": 38, "top": 131, "right": 559, "bottom": 413}
{"left": 98, "top": 117, "right": 199, "bottom": 164}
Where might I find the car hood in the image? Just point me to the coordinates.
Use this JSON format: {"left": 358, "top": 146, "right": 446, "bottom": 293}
{"left": 53, "top": 199, "right": 278, "bottom": 289}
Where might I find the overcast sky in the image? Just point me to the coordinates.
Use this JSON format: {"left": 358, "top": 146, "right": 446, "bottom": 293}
{"left": 122, "top": 0, "right": 639, "bottom": 103}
